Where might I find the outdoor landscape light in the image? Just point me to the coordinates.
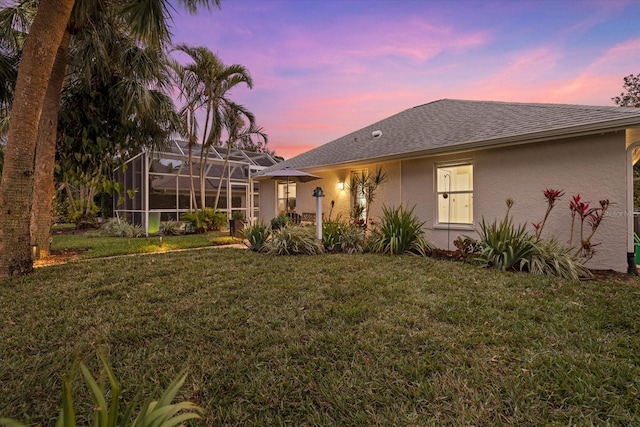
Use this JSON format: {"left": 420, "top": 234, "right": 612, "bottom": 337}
{"left": 312, "top": 187, "right": 325, "bottom": 198}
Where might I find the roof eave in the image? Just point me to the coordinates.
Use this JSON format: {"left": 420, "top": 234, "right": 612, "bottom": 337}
{"left": 301, "top": 119, "right": 639, "bottom": 173}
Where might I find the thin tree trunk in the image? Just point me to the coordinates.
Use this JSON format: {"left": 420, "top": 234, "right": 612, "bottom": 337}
{"left": 30, "top": 30, "right": 71, "bottom": 259}
{"left": 199, "top": 100, "right": 213, "bottom": 209}
{"left": 213, "top": 143, "right": 232, "bottom": 211}
{"left": 188, "top": 145, "right": 198, "bottom": 211}
{"left": 0, "top": 0, "right": 74, "bottom": 278}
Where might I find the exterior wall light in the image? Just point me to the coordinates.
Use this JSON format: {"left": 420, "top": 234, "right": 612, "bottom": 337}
{"left": 337, "top": 181, "right": 344, "bottom": 191}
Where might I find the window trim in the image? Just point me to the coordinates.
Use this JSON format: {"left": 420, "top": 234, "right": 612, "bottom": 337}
{"left": 435, "top": 161, "right": 474, "bottom": 226}
{"left": 276, "top": 181, "right": 296, "bottom": 213}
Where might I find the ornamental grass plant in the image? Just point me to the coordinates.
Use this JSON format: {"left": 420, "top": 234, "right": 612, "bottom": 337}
{"left": 265, "top": 225, "right": 324, "bottom": 255}
{"left": 524, "top": 238, "right": 593, "bottom": 281}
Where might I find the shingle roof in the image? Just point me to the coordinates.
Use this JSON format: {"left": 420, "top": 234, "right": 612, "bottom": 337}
{"left": 263, "top": 99, "right": 640, "bottom": 172}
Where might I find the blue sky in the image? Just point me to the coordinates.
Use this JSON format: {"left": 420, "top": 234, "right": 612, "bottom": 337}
{"left": 170, "top": 0, "right": 640, "bottom": 159}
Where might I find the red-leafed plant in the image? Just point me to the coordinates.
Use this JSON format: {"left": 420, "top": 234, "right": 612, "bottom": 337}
{"left": 569, "top": 195, "right": 610, "bottom": 260}
{"left": 533, "top": 188, "right": 564, "bottom": 240}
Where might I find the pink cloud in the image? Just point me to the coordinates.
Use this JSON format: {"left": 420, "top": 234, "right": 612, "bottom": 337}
{"left": 168, "top": 1, "right": 640, "bottom": 160}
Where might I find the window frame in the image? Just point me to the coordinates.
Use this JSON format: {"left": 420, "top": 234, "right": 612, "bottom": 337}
{"left": 435, "top": 161, "right": 474, "bottom": 227}
{"left": 277, "top": 181, "right": 296, "bottom": 213}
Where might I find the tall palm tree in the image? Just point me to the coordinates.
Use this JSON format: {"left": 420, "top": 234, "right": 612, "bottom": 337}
{"left": 0, "top": 0, "right": 74, "bottom": 277}
{"left": 213, "top": 102, "right": 267, "bottom": 210}
{"left": 170, "top": 52, "right": 207, "bottom": 211}
{"left": 0, "top": 0, "right": 220, "bottom": 278}
{"left": 171, "top": 45, "right": 253, "bottom": 211}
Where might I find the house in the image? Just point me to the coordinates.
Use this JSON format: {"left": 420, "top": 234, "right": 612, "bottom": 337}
{"left": 114, "top": 140, "right": 279, "bottom": 234}
{"left": 256, "top": 99, "right": 640, "bottom": 272}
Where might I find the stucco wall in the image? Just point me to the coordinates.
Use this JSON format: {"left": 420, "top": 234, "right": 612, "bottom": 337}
{"left": 258, "top": 163, "right": 402, "bottom": 223}
{"left": 259, "top": 180, "right": 277, "bottom": 223}
{"left": 402, "top": 131, "right": 628, "bottom": 271}
{"left": 259, "top": 130, "right": 629, "bottom": 271}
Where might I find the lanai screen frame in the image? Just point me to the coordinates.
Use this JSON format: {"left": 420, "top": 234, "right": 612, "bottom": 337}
{"left": 113, "top": 140, "right": 279, "bottom": 235}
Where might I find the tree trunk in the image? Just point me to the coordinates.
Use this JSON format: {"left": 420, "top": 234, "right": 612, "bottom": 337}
{"left": 0, "top": 0, "right": 75, "bottom": 278}
{"left": 213, "top": 144, "right": 232, "bottom": 211}
{"left": 30, "top": 30, "right": 71, "bottom": 259}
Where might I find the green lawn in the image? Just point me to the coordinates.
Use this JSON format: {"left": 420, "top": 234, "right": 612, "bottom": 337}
{"left": 1, "top": 248, "right": 639, "bottom": 425}
{"left": 48, "top": 230, "right": 240, "bottom": 259}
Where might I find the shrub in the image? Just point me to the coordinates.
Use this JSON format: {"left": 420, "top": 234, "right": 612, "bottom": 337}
{"left": 523, "top": 238, "right": 592, "bottom": 281}
{"left": 243, "top": 221, "right": 271, "bottom": 252}
{"left": 369, "top": 205, "right": 432, "bottom": 256}
{"left": 476, "top": 215, "right": 535, "bottom": 271}
{"left": 453, "top": 236, "right": 482, "bottom": 255}
{"left": 265, "top": 225, "right": 323, "bottom": 255}
{"left": 160, "top": 220, "right": 183, "bottom": 236}
{"left": 100, "top": 218, "right": 145, "bottom": 237}
{"left": 270, "top": 214, "right": 289, "bottom": 230}
{"left": 340, "top": 224, "right": 367, "bottom": 254}
{"left": 0, "top": 353, "right": 202, "bottom": 427}
{"left": 322, "top": 217, "right": 347, "bottom": 252}
{"left": 181, "top": 208, "right": 227, "bottom": 234}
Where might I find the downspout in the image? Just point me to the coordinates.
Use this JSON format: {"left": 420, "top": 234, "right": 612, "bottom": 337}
{"left": 626, "top": 141, "right": 640, "bottom": 275}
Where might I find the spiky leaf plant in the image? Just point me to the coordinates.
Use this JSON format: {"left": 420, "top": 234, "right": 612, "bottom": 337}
{"left": 0, "top": 353, "right": 202, "bottom": 427}
{"left": 243, "top": 221, "right": 271, "bottom": 252}
{"left": 99, "top": 218, "right": 144, "bottom": 237}
{"left": 476, "top": 216, "right": 535, "bottom": 271}
{"left": 322, "top": 217, "right": 347, "bottom": 252}
{"left": 340, "top": 224, "right": 367, "bottom": 254}
{"left": 369, "top": 205, "right": 432, "bottom": 256}
{"left": 159, "top": 220, "right": 183, "bottom": 236}
{"left": 265, "top": 225, "right": 323, "bottom": 256}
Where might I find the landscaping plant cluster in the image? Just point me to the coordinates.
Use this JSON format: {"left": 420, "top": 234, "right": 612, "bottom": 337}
{"left": 460, "top": 189, "right": 609, "bottom": 280}
{"left": 245, "top": 205, "right": 431, "bottom": 257}
{"left": 249, "top": 188, "right": 609, "bottom": 281}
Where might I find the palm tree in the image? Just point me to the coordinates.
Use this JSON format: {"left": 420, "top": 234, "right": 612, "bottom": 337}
{"left": 213, "top": 103, "right": 267, "bottom": 210}
{"left": 0, "top": 0, "right": 74, "bottom": 277}
{"left": 0, "top": 0, "right": 220, "bottom": 278}
{"left": 57, "top": 12, "right": 179, "bottom": 227}
{"left": 0, "top": 0, "right": 67, "bottom": 257}
{"left": 171, "top": 45, "right": 253, "bottom": 211}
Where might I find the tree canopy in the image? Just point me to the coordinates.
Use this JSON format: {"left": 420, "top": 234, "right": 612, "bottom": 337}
{"left": 612, "top": 74, "right": 640, "bottom": 107}
{"left": 0, "top": 0, "right": 223, "bottom": 277}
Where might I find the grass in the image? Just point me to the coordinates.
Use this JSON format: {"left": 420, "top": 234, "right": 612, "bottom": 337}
{"left": 49, "top": 230, "right": 240, "bottom": 259}
{"left": 1, "top": 248, "right": 640, "bottom": 425}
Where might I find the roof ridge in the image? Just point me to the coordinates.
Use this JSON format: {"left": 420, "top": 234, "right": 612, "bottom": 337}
{"left": 417, "top": 98, "right": 635, "bottom": 111}
{"left": 261, "top": 99, "right": 640, "bottom": 171}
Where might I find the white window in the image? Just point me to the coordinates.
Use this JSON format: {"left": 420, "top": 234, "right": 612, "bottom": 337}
{"left": 277, "top": 182, "right": 296, "bottom": 213}
{"left": 436, "top": 164, "right": 473, "bottom": 225}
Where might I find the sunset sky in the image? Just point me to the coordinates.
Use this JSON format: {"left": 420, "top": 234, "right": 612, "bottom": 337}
{"left": 170, "top": 0, "right": 640, "bottom": 159}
